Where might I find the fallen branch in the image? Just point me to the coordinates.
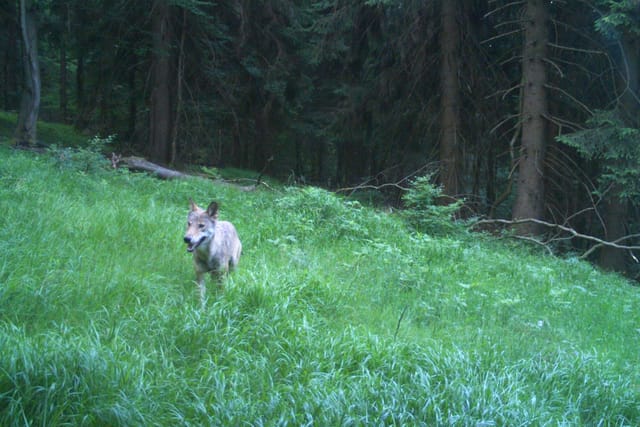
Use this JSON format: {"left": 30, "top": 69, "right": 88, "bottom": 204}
{"left": 473, "top": 217, "right": 640, "bottom": 259}
{"left": 335, "top": 163, "right": 436, "bottom": 196}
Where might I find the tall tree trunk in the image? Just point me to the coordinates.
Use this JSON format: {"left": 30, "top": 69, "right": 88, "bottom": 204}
{"left": 75, "top": 49, "right": 86, "bottom": 128}
{"left": 60, "top": 36, "right": 67, "bottom": 122}
{"left": 59, "top": 4, "right": 69, "bottom": 122}
{"left": 15, "top": 0, "right": 40, "bottom": 147}
{"left": 599, "top": 37, "right": 639, "bottom": 272}
{"left": 439, "top": 0, "right": 461, "bottom": 198}
{"left": 170, "top": 9, "right": 187, "bottom": 165}
{"left": 127, "top": 63, "right": 137, "bottom": 143}
{"left": 512, "top": 0, "right": 549, "bottom": 235}
{"left": 149, "top": 0, "right": 173, "bottom": 164}
{"left": 2, "top": 0, "right": 19, "bottom": 110}
{"left": 253, "top": 95, "right": 274, "bottom": 171}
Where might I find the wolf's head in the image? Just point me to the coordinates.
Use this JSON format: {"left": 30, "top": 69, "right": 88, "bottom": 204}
{"left": 184, "top": 200, "right": 219, "bottom": 253}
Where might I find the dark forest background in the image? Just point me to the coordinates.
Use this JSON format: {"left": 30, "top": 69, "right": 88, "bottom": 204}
{"left": 2, "top": 0, "right": 639, "bottom": 275}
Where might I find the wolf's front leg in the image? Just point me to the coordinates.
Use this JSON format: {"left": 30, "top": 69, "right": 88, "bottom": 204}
{"left": 210, "top": 270, "right": 225, "bottom": 291}
{"left": 196, "top": 272, "right": 206, "bottom": 308}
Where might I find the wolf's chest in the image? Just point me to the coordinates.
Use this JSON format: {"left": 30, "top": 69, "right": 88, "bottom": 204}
{"left": 194, "top": 241, "right": 224, "bottom": 270}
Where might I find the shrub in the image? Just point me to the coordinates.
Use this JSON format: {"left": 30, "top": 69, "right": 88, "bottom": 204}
{"left": 48, "top": 134, "right": 115, "bottom": 173}
{"left": 401, "top": 174, "right": 462, "bottom": 235}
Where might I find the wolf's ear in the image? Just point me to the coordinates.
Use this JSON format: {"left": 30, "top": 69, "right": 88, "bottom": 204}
{"left": 189, "top": 198, "right": 199, "bottom": 212}
{"left": 206, "top": 201, "right": 219, "bottom": 219}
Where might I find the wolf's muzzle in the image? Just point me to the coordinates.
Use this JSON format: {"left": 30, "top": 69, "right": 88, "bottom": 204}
{"left": 184, "top": 236, "right": 206, "bottom": 253}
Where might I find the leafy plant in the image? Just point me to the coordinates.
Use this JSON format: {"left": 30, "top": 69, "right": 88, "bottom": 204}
{"left": 48, "top": 134, "right": 116, "bottom": 173}
{"left": 401, "top": 174, "right": 463, "bottom": 235}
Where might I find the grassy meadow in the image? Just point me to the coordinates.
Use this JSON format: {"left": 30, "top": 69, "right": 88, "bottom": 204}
{"left": 1, "top": 141, "right": 639, "bottom": 425}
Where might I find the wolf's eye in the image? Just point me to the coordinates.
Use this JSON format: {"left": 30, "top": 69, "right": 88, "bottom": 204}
{"left": 187, "top": 221, "right": 192, "bottom": 226}
{"left": 198, "top": 223, "right": 205, "bottom": 229}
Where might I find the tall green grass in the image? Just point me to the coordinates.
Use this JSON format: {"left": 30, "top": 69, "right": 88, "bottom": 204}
{"left": 1, "top": 145, "right": 639, "bottom": 425}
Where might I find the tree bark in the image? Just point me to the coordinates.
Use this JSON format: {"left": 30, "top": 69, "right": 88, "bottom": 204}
{"left": 59, "top": 3, "right": 69, "bottom": 122}
{"left": 512, "top": 0, "right": 549, "bottom": 235}
{"left": 60, "top": 35, "right": 67, "bottom": 122}
{"left": 149, "top": 0, "right": 174, "bottom": 164}
{"left": 15, "top": 0, "right": 40, "bottom": 147}
{"left": 2, "top": 0, "right": 19, "bottom": 110}
{"left": 439, "top": 0, "right": 461, "bottom": 198}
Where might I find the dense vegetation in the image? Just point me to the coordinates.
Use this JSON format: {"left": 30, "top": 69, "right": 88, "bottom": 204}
{"left": 2, "top": 0, "right": 639, "bottom": 275}
{"left": 1, "top": 136, "right": 639, "bottom": 424}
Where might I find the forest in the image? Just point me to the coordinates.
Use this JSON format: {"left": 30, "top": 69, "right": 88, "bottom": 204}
{"left": 2, "top": 0, "right": 639, "bottom": 275}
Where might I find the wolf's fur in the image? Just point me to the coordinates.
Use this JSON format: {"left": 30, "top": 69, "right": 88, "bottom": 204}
{"left": 184, "top": 200, "right": 242, "bottom": 304}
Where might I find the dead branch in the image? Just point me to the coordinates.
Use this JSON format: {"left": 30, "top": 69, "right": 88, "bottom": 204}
{"left": 473, "top": 217, "right": 640, "bottom": 259}
{"left": 480, "top": 27, "right": 523, "bottom": 45}
{"left": 541, "top": 57, "right": 564, "bottom": 78}
{"left": 336, "top": 181, "right": 411, "bottom": 194}
{"left": 335, "top": 163, "right": 436, "bottom": 196}
{"left": 544, "top": 83, "right": 594, "bottom": 115}
{"left": 483, "top": 1, "right": 525, "bottom": 19}
{"left": 547, "top": 41, "right": 605, "bottom": 56}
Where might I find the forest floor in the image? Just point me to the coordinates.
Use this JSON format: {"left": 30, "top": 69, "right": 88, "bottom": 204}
{"left": 0, "top": 126, "right": 639, "bottom": 425}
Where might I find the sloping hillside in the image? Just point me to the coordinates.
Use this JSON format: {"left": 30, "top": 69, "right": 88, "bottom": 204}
{"left": 0, "top": 145, "right": 638, "bottom": 425}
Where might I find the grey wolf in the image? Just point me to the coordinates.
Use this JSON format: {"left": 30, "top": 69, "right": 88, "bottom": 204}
{"left": 184, "top": 199, "right": 242, "bottom": 304}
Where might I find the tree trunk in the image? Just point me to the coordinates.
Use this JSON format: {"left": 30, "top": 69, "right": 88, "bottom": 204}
{"left": 2, "top": 0, "right": 19, "bottom": 110}
{"left": 60, "top": 36, "right": 67, "bottom": 122}
{"left": 75, "top": 47, "right": 86, "bottom": 128}
{"left": 170, "top": 9, "right": 187, "bottom": 165}
{"left": 15, "top": 0, "right": 40, "bottom": 147}
{"left": 439, "top": 0, "right": 461, "bottom": 198}
{"left": 149, "top": 0, "right": 173, "bottom": 164}
{"left": 127, "top": 63, "right": 137, "bottom": 143}
{"left": 512, "top": 0, "right": 549, "bottom": 235}
{"left": 59, "top": 4, "right": 69, "bottom": 122}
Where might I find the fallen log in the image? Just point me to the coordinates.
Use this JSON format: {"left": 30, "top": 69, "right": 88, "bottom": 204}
{"left": 111, "top": 153, "right": 262, "bottom": 191}
{"left": 113, "top": 155, "right": 188, "bottom": 180}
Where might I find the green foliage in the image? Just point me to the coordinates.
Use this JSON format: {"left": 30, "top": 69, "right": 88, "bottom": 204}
{"left": 558, "top": 110, "right": 640, "bottom": 198}
{"left": 595, "top": 0, "right": 640, "bottom": 38}
{"left": 47, "top": 134, "right": 115, "bottom": 173}
{"left": 1, "top": 146, "right": 639, "bottom": 425}
{"left": 401, "top": 175, "right": 463, "bottom": 234}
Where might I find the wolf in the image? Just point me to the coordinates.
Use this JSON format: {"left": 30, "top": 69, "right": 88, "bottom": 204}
{"left": 183, "top": 199, "right": 242, "bottom": 304}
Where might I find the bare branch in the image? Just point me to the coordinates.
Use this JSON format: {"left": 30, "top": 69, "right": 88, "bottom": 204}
{"left": 473, "top": 218, "right": 640, "bottom": 259}
{"left": 495, "top": 19, "right": 526, "bottom": 29}
{"left": 484, "top": 1, "right": 525, "bottom": 19}
{"left": 547, "top": 41, "right": 606, "bottom": 56}
{"left": 541, "top": 57, "right": 564, "bottom": 78}
{"left": 335, "top": 163, "right": 437, "bottom": 196}
{"left": 489, "top": 113, "right": 520, "bottom": 134}
{"left": 542, "top": 113, "right": 584, "bottom": 132}
{"left": 544, "top": 84, "right": 594, "bottom": 115}
{"left": 481, "top": 28, "right": 523, "bottom": 45}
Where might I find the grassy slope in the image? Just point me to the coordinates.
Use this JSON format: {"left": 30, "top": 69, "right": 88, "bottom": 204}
{"left": 0, "top": 111, "right": 87, "bottom": 147}
{"left": 0, "top": 144, "right": 639, "bottom": 426}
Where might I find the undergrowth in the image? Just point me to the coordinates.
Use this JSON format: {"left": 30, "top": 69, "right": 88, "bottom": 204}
{"left": 0, "top": 145, "right": 639, "bottom": 425}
